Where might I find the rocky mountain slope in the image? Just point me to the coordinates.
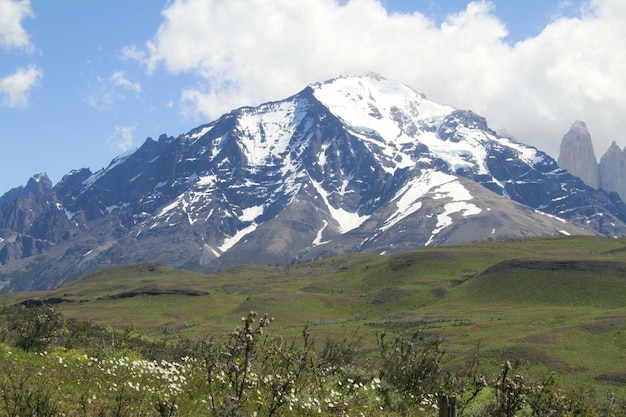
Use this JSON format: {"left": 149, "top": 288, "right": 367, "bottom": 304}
{"left": 2, "top": 73, "right": 625, "bottom": 293}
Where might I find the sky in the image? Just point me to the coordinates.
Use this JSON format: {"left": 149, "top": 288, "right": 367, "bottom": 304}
{"left": 1, "top": 0, "right": 625, "bottom": 195}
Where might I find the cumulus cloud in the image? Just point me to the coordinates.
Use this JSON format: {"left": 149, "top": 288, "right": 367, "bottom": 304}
{"left": 107, "top": 124, "right": 135, "bottom": 152}
{"left": 0, "top": 0, "right": 34, "bottom": 52}
{"left": 0, "top": 65, "right": 42, "bottom": 108}
{"left": 133, "top": 0, "right": 626, "bottom": 159}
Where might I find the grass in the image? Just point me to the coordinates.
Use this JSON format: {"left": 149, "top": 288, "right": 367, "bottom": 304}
{"left": 3, "top": 235, "right": 626, "bottom": 398}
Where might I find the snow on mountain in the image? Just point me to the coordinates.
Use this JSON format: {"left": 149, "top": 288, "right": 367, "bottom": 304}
{"left": 309, "top": 177, "right": 370, "bottom": 233}
{"left": 312, "top": 73, "right": 452, "bottom": 174}
{"left": 374, "top": 169, "right": 482, "bottom": 246}
{"left": 1, "top": 72, "right": 625, "bottom": 292}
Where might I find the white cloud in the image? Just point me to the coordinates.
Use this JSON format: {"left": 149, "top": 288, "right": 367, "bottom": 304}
{"left": 107, "top": 124, "right": 135, "bottom": 152}
{"left": 111, "top": 71, "right": 141, "bottom": 93}
{"left": 0, "top": 65, "right": 42, "bottom": 108}
{"left": 86, "top": 71, "right": 142, "bottom": 110}
{"left": 135, "top": 0, "right": 626, "bottom": 160}
{"left": 0, "top": 0, "right": 34, "bottom": 52}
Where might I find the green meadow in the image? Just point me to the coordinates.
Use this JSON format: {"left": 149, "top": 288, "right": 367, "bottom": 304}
{"left": 2, "top": 235, "right": 626, "bottom": 415}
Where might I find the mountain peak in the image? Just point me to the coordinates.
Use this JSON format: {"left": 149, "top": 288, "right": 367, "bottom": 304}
{"left": 599, "top": 140, "right": 626, "bottom": 200}
{"left": 603, "top": 141, "right": 622, "bottom": 157}
{"left": 26, "top": 172, "right": 53, "bottom": 191}
{"left": 0, "top": 172, "right": 53, "bottom": 207}
{"left": 311, "top": 73, "right": 451, "bottom": 150}
{"left": 571, "top": 120, "right": 588, "bottom": 131}
{"left": 558, "top": 120, "right": 599, "bottom": 188}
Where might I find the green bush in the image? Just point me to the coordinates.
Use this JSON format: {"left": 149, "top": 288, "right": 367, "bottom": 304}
{"left": 377, "top": 330, "right": 444, "bottom": 411}
{"left": 1, "top": 305, "right": 63, "bottom": 352}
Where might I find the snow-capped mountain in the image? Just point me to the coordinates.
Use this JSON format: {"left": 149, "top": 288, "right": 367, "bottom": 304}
{"left": 1, "top": 73, "right": 625, "bottom": 293}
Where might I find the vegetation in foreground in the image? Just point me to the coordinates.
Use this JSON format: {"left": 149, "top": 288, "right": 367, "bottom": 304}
{"left": 2, "top": 235, "right": 626, "bottom": 415}
{"left": 0, "top": 304, "right": 624, "bottom": 416}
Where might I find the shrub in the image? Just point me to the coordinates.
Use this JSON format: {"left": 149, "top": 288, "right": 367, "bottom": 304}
{"left": 1, "top": 305, "right": 63, "bottom": 352}
{"left": 0, "top": 365, "right": 60, "bottom": 417}
{"left": 377, "top": 330, "right": 445, "bottom": 412}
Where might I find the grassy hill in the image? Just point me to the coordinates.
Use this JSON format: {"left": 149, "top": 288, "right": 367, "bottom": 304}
{"left": 3, "top": 235, "right": 626, "bottom": 397}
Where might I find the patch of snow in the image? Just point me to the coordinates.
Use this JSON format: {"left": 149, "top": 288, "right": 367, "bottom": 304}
{"left": 158, "top": 199, "right": 180, "bottom": 217}
{"left": 559, "top": 230, "right": 571, "bottom": 236}
{"left": 187, "top": 125, "right": 213, "bottom": 141}
{"left": 498, "top": 137, "right": 544, "bottom": 165}
{"left": 313, "top": 220, "right": 331, "bottom": 246}
{"left": 425, "top": 200, "right": 481, "bottom": 247}
{"left": 105, "top": 202, "right": 130, "bottom": 214}
{"left": 219, "top": 223, "right": 258, "bottom": 252}
{"left": 204, "top": 243, "right": 221, "bottom": 258}
{"left": 197, "top": 174, "right": 217, "bottom": 186}
{"left": 535, "top": 210, "right": 567, "bottom": 223}
{"left": 424, "top": 179, "right": 482, "bottom": 247}
{"left": 381, "top": 170, "right": 455, "bottom": 232}
{"left": 317, "top": 142, "right": 330, "bottom": 167}
{"left": 236, "top": 97, "right": 308, "bottom": 166}
{"left": 432, "top": 179, "right": 475, "bottom": 201}
{"left": 241, "top": 205, "right": 264, "bottom": 222}
{"left": 310, "top": 177, "right": 369, "bottom": 233}
{"left": 419, "top": 130, "right": 489, "bottom": 175}
{"left": 130, "top": 173, "right": 142, "bottom": 182}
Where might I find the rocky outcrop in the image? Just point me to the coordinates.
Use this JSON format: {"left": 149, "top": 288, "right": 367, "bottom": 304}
{"left": 599, "top": 141, "right": 626, "bottom": 199}
{"left": 558, "top": 121, "right": 599, "bottom": 189}
{"left": 557, "top": 121, "right": 626, "bottom": 203}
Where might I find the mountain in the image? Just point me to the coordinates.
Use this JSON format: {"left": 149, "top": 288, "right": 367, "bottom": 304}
{"left": 557, "top": 122, "right": 626, "bottom": 202}
{"left": 558, "top": 121, "right": 599, "bottom": 189}
{"left": 2, "top": 73, "right": 626, "bottom": 293}
{"left": 599, "top": 142, "right": 626, "bottom": 200}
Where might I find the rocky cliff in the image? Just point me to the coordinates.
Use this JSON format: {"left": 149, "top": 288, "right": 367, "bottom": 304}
{"left": 558, "top": 121, "right": 599, "bottom": 189}
{"left": 599, "top": 142, "right": 626, "bottom": 200}
{"left": 558, "top": 121, "right": 626, "bottom": 202}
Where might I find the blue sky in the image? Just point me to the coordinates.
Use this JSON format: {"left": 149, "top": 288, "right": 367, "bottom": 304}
{"left": 2, "top": 0, "right": 624, "bottom": 196}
